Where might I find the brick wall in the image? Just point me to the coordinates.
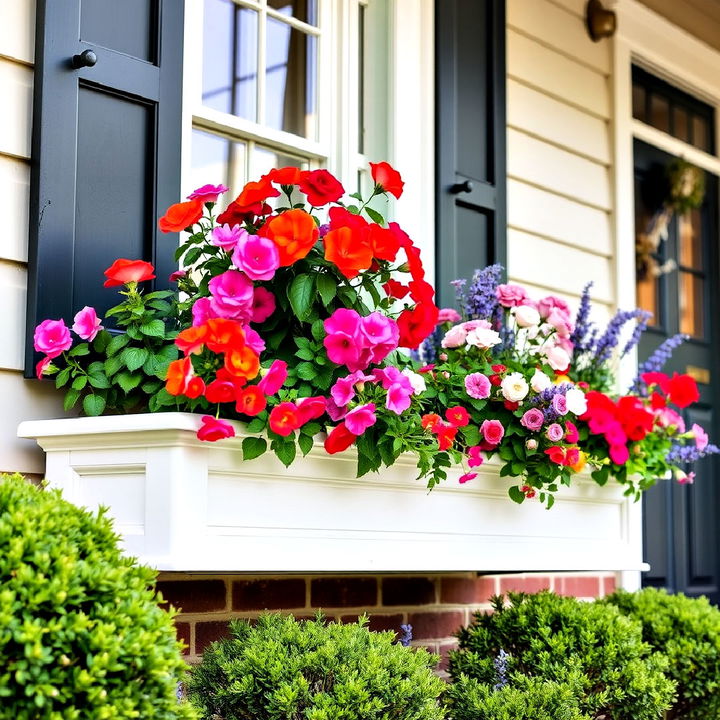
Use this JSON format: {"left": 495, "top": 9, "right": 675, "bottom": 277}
{"left": 157, "top": 571, "right": 617, "bottom": 669}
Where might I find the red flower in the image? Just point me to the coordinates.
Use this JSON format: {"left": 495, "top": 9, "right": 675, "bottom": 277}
{"left": 103, "top": 258, "right": 156, "bottom": 287}
{"left": 665, "top": 373, "right": 700, "bottom": 408}
{"left": 269, "top": 402, "right": 300, "bottom": 436}
{"left": 503, "top": 400, "right": 520, "bottom": 411}
{"left": 617, "top": 396, "right": 654, "bottom": 441}
{"left": 365, "top": 224, "right": 400, "bottom": 262}
{"left": 297, "top": 396, "right": 327, "bottom": 425}
{"left": 641, "top": 371, "right": 669, "bottom": 390}
{"left": 436, "top": 423, "right": 458, "bottom": 450}
{"left": 324, "top": 422, "right": 357, "bottom": 454}
{"left": 445, "top": 406, "right": 470, "bottom": 427}
{"left": 205, "top": 376, "right": 237, "bottom": 403}
{"left": 217, "top": 199, "right": 271, "bottom": 225}
{"left": 489, "top": 375, "right": 502, "bottom": 387}
{"left": 266, "top": 166, "right": 303, "bottom": 185}
{"left": 370, "top": 161, "right": 405, "bottom": 199}
{"left": 544, "top": 446, "right": 566, "bottom": 465}
{"left": 299, "top": 169, "right": 345, "bottom": 206}
{"left": 165, "top": 357, "right": 205, "bottom": 398}
{"left": 323, "top": 226, "right": 374, "bottom": 279}
{"left": 383, "top": 279, "right": 410, "bottom": 299}
{"left": 158, "top": 200, "right": 203, "bottom": 233}
{"left": 397, "top": 302, "right": 439, "bottom": 349}
{"left": 197, "top": 415, "right": 235, "bottom": 442}
{"left": 236, "top": 177, "right": 281, "bottom": 207}
{"left": 408, "top": 279, "right": 435, "bottom": 304}
{"left": 421, "top": 413, "right": 442, "bottom": 431}
{"left": 328, "top": 206, "right": 368, "bottom": 232}
{"left": 235, "top": 386, "right": 267, "bottom": 416}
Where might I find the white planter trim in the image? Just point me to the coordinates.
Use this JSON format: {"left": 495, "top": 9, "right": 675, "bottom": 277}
{"left": 19, "top": 413, "right": 646, "bottom": 574}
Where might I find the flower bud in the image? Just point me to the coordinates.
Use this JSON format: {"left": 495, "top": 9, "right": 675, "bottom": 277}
{"left": 525, "top": 438, "right": 538, "bottom": 450}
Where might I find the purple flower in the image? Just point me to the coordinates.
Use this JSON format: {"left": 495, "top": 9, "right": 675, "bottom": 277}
{"left": 187, "top": 183, "right": 229, "bottom": 203}
{"left": 570, "top": 282, "right": 595, "bottom": 352}
{"left": 399, "top": 624, "right": 413, "bottom": 647}
{"left": 520, "top": 408, "right": 544, "bottom": 431}
{"left": 464, "top": 264, "right": 503, "bottom": 320}
{"left": 622, "top": 310, "right": 652, "bottom": 357}
{"left": 465, "top": 372, "right": 491, "bottom": 400}
{"left": 546, "top": 423, "right": 564, "bottom": 442}
{"left": 493, "top": 649, "right": 510, "bottom": 690}
{"left": 632, "top": 334, "right": 688, "bottom": 393}
{"left": 666, "top": 442, "right": 719, "bottom": 464}
{"left": 552, "top": 394, "right": 568, "bottom": 416}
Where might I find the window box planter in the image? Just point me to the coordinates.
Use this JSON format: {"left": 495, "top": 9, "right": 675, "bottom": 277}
{"left": 19, "top": 413, "right": 645, "bottom": 573}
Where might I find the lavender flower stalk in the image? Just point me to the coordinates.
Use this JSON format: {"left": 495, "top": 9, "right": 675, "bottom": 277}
{"left": 593, "top": 309, "right": 643, "bottom": 365}
{"left": 570, "top": 282, "right": 595, "bottom": 353}
{"left": 493, "top": 649, "right": 510, "bottom": 690}
{"left": 399, "top": 624, "right": 413, "bottom": 647}
{"left": 465, "top": 264, "right": 502, "bottom": 320}
{"left": 621, "top": 310, "right": 652, "bottom": 357}
{"left": 666, "top": 442, "right": 720, "bottom": 465}
{"left": 630, "top": 333, "right": 688, "bottom": 393}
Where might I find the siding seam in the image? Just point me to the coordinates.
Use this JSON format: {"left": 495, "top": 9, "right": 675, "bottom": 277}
{"left": 506, "top": 173, "right": 611, "bottom": 214}
{"left": 506, "top": 123, "right": 610, "bottom": 167}
{"left": 506, "top": 224, "right": 612, "bottom": 258}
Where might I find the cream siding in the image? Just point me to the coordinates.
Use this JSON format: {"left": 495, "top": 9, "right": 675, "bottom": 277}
{"left": 506, "top": 0, "right": 615, "bottom": 316}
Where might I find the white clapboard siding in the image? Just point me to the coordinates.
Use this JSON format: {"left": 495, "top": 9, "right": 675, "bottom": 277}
{"left": 507, "top": 179, "right": 612, "bottom": 256}
{"left": 0, "top": 261, "right": 28, "bottom": 371}
{"left": 507, "top": 228, "right": 614, "bottom": 303}
{"left": 507, "top": 129, "right": 611, "bottom": 210}
{"left": 508, "top": 0, "right": 609, "bottom": 74}
{"left": 0, "top": 1, "right": 35, "bottom": 64}
{"left": 547, "top": 0, "right": 585, "bottom": 19}
{"left": 0, "top": 156, "right": 31, "bottom": 263}
{"left": 507, "top": 80, "right": 611, "bottom": 164}
{"left": 507, "top": 30, "right": 610, "bottom": 118}
{"left": 0, "top": 58, "right": 33, "bottom": 159}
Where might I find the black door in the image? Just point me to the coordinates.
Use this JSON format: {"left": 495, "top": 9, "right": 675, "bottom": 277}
{"left": 435, "top": 0, "right": 506, "bottom": 307}
{"left": 635, "top": 139, "right": 720, "bottom": 602}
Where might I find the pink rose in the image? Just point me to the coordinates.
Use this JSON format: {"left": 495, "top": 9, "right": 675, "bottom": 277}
{"left": 344, "top": 403, "right": 377, "bottom": 434}
{"left": 544, "top": 345, "right": 571, "bottom": 371}
{"left": 546, "top": 423, "right": 564, "bottom": 442}
{"left": 251, "top": 287, "right": 276, "bottom": 323}
{"left": 441, "top": 324, "right": 467, "bottom": 348}
{"left": 72, "top": 306, "right": 103, "bottom": 341}
{"left": 188, "top": 183, "right": 229, "bottom": 203}
{"left": 211, "top": 224, "right": 245, "bottom": 252}
{"left": 546, "top": 308, "right": 573, "bottom": 338}
{"left": 34, "top": 319, "right": 72, "bottom": 359}
{"left": 538, "top": 295, "right": 571, "bottom": 319}
{"left": 169, "top": 270, "right": 187, "bottom": 282}
{"left": 692, "top": 423, "right": 709, "bottom": 450}
{"left": 197, "top": 415, "right": 236, "bottom": 442}
{"left": 496, "top": 283, "right": 529, "bottom": 307}
{"left": 437, "top": 308, "right": 461, "bottom": 324}
{"left": 526, "top": 438, "right": 538, "bottom": 450}
{"left": 209, "top": 270, "right": 254, "bottom": 320}
{"left": 465, "top": 372, "right": 491, "bottom": 399}
{"left": 480, "top": 419, "right": 504, "bottom": 445}
{"left": 232, "top": 233, "right": 280, "bottom": 281}
{"left": 520, "top": 408, "right": 544, "bottom": 431}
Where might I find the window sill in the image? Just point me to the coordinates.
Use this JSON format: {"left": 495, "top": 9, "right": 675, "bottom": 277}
{"left": 18, "top": 413, "right": 646, "bottom": 573}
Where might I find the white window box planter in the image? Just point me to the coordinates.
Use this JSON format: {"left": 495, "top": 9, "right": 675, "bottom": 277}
{"left": 19, "top": 413, "right": 645, "bottom": 573}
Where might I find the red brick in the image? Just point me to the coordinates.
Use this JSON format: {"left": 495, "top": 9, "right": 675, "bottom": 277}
{"left": 195, "top": 621, "right": 230, "bottom": 654}
{"left": 438, "top": 641, "right": 458, "bottom": 673}
{"left": 311, "top": 577, "right": 377, "bottom": 608}
{"left": 175, "top": 622, "right": 191, "bottom": 656}
{"left": 382, "top": 577, "right": 436, "bottom": 606}
{"left": 341, "top": 613, "right": 404, "bottom": 634}
{"left": 156, "top": 580, "right": 227, "bottom": 613}
{"left": 557, "top": 576, "right": 601, "bottom": 598}
{"left": 232, "top": 578, "right": 306, "bottom": 611}
{"left": 408, "top": 611, "right": 464, "bottom": 640}
{"left": 499, "top": 575, "right": 552, "bottom": 595}
{"left": 440, "top": 576, "right": 496, "bottom": 604}
{"left": 603, "top": 575, "right": 617, "bottom": 596}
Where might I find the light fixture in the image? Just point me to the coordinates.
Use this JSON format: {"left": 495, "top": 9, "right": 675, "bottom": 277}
{"left": 586, "top": 0, "right": 617, "bottom": 42}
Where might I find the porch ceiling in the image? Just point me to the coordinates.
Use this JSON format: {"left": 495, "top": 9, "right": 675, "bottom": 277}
{"left": 638, "top": 0, "right": 720, "bottom": 53}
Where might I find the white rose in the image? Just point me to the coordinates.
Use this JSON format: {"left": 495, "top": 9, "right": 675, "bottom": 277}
{"left": 465, "top": 327, "right": 502, "bottom": 349}
{"left": 514, "top": 305, "right": 541, "bottom": 328}
{"left": 544, "top": 345, "right": 571, "bottom": 371}
{"left": 530, "top": 368, "right": 551, "bottom": 393}
{"left": 565, "top": 387, "right": 587, "bottom": 416}
{"left": 501, "top": 372, "right": 529, "bottom": 402}
{"left": 401, "top": 368, "right": 426, "bottom": 395}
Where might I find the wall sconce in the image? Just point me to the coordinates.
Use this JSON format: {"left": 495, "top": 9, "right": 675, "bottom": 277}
{"left": 586, "top": 0, "right": 617, "bottom": 42}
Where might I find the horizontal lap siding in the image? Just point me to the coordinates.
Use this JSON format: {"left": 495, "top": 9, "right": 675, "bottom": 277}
{"left": 506, "top": 0, "right": 614, "bottom": 309}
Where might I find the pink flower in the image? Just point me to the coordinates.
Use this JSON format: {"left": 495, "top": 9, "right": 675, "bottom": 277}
{"left": 386, "top": 383, "right": 413, "bottom": 414}
{"left": 72, "top": 306, "right": 103, "bottom": 341}
{"left": 441, "top": 324, "right": 468, "bottom": 348}
{"left": 520, "top": 408, "right": 544, "bottom": 431}
{"left": 538, "top": 295, "right": 572, "bottom": 319}
{"left": 459, "top": 472, "right": 477, "bottom": 484}
{"left": 251, "top": 287, "right": 276, "bottom": 323}
{"left": 209, "top": 270, "right": 254, "bottom": 320}
{"left": 551, "top": 395, "right": 568, "bottom": 416}
{"left": 192, "top": 297, "right": 215, "bottom": 326}
{"left": 197, "top": 415, "right": 236, "bottom": 442}
{"left": 692, "top": 423, "right": 709, "bottom": 450}
{"left": 546, "top": 423, "right": 564, "bottom": 442}
{"left": 544, "top": 345, "right": 571, "bottom": 371}
{"left": 33, "top": 319, "right": 73, "bottom": 359}
{"left": 324, "top": 332, "right": 361, "bottom": 369}
{"left": 546, "top": 308, "right": 573, "bottom": 338}
{"left": 326, "top": 396, "right": 349, "bottom": 421}
{"left": 467, "top": 446, "right": 484, "bottom": 468}
{"left": 242, "top": 325, "right": 266, "bottom": 354}
{"left": 232, "top": 233, "right": 280, "bottom": 281}
{"left": 514, "top": 305, "right": 540, "bottom": 327}
{"left": 297, "top": 396, "right": 327, "bottom": 425}
{"left": 257, "top": 360, "right": 288, "bottom": 395}
{"left": 480, "top": 419, "right": 504, "bottom": 445}
{"left": 211, "top": 224, "right": 245, "bottom": 251}
{"left": 437, "top": 308, "right": 461, "bottom": 324}
{"left": 188, "top": 183, "right": 229, "bottom": 203}
{"left": 325, "top": 308, "right": 362, "bottom": 336}
{"left": 169, "top": 270, "right": 187, "bottom": 282}
{"left": 526, "top": 438, "right": 538, "bottom": 450}
{"left": 344, "top": 403, "right": 377, "bottom": 434}
{"left": 331, "top": 371, "right": 375, "bottom": 406}
{"left": 496, "top": 283, "right": 529, "bottom": 307}
{"left": 676, "top": 470, "right": 696, "bottom": 485}
{"left": 360, "top": 313, "right": 400, "bottom": 364}
{"left": 565, "top": 421, "right": 579, "bottom": 443}
{"left": 655, "top": 407, "right": 685, "bottom": 433}
{"left": 465, "top": 372, "right": 491, "bottom": 400}
{"left": 609, "top": 443, "right": 629, "bottom": 465}
{"left": 35, "top": 356, "right": 51, "bottom": 380}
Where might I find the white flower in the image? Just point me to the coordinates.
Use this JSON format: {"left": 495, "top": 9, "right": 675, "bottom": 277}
{"left": 526, "top": 438, "right": 538, "bottom": 450}
{"left": 465, "top": 327, "right": 502, "bottom": 349}
{"left": 501, "top": 372, "right": 529, "bottom": 402}
{"left": 514, "top": 305, "right": 541, "bottom": 328}
{"left": 530, "top": 368, "right": 552, "bottom": 393}
{"left": 544, "top": 345, "right": 571, "bottom": 371}
{"left": 565, "top": 387, "right": 587, "bottom": 416}
{"left": 401, "top": 368, "right": 426, "bottom": 395}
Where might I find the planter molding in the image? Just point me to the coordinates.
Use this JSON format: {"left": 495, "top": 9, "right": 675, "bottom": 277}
{"left": 18, "top": 413, "right": 646, "bottom": 573}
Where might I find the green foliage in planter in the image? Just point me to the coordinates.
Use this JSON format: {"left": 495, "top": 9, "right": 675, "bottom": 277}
{"left": 447, "top": 674, "right": 587, "bottom": 720}
{"left": 187, "top": 614, "right": 446, "bottom": 720}
{"left": 604, "top": 587, "right": 720, "bottom": 719}
{"left": 0, "top": 473, "right": 194, "bottom": 720}
{"left": 449, "top": 592, "right": 675, "bottom": 720}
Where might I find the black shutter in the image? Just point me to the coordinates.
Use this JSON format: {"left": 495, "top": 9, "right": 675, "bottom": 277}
{"left": 25, "top": 0, "right": 184, "bottom": 375}
{"left": 435, "top": 0, "right": 507, "bottom": 307}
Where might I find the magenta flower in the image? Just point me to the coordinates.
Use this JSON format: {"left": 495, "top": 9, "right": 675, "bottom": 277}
{"left": 251, "top": 287, "right": 276, "bottom": 323}
{"left": 325, "top": 332, "right": 361, "bottom": 369}
{"left": 345, "top": 403, "right": 377, "bottom": 434}
{"left": 480, "top": 419, "right": 504, "bottom": 445}
{"left": 242, "top": 325, "right": 266, "bottom": 354}
{"left": 465, "top": 372, "right": 491, "bottom": 400}
{"left": 325, "top": 308, "right": 362, "bottom": 337}
{"left": 459, "top": 472, "right": 477, "bottom": 484}
{"left": 209, "top": 270, "right": 254, "bottom": 320}
{"left": 386, "top": 383, "right": 413, "bottom": 414}
{"left": 35, "top": 356, "right": 51, "bottom": 380}
{"left": 326, "top": 396, "right": 349, "bottom": 421}
{"left": 33, "top": 319, "right": 73, "bottom": 359}
{"left": 520, "top": 408, "right": 544, "bottom": 431}
{"left": 169, "top": 270, "right": 187, "bottom": 282}
{"left": 192, "top": 297, "right": 214, "bottom": 326}
{"left": 257, "top": 360, "right": 288, "bottom": 395}
{"left": 197, "top": 415, "right": 236, "bottom": 442}
{"left": 546, "top": 423, "right": 564, "bottom": 442}
{"left": 331, "top": 370, "right": 374, "bottom": 406}
{"left": 360, "top": 312, "right": 399, "bottom": 356}
{"left": 467, "top": 446, "right": 484, "bottom": 468}
{"left": 565, "top": 421, "right": 579, "bottom": 443}
{"left": 692, "top": 423, "right": 709, "bottom": 450}
{"left": 232, "top": 233, "right": 280, "bottom": 281}
{"left": 187, "top": 183, "right": 229, "bottom": 203}
{"left": 297, "top": 396, "right": 327, "bottom": 424}
{"left": 211, "top": 224, "right": 245, "bottom": 252}
{"left": 72, "top": 306, "right": 103, "bottom": 341}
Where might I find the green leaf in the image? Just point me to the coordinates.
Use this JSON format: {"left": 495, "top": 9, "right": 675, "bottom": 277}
{"left": 311, "top": 319, "right": 325, "bottom": 341}
{"left": 93, "top": 330, "right": 111, "bottom": 353}
{"left": 296, "top": 362, "right": 318, "bottom": 380}
{"left": 301, "top": 421, "right": 322, "bottom": 437}
{"left": 508, "top": 485, "right": 525, "bottom": 504}
{"left": 242, "top": 436, "right": 267, "bottom": 461}
{"left": 71, "top": 375, "right": 88, "bottom": 390}
{"left": 116, "top": 372, "right": 142, "bottom": 394}
{"left": 106, "top": 333, "right": 130, "bottom": 356}
{"left": 245, "top": 417, "right": 266, "bottom": 434}
{"left": 83, "top": 394, "right": 106, "bottom": 417}
{"left": 364, "top": 206, "right": 385, "bottom": 225}
{"left": 68, "top": 343, "right": 90, "bottom": 357}
{"left": 63, "top": 388, "right": 81, "bottom": 411}
{"left": 149, "top": 388, "right": 175, "bottom": 412}
{"left": 55, "top": 367, "right": 71, "bottom": 389}
{"left": 104, "top": 355, "right": 124, "bottom": 377}
{"left": 288, "top": 274, "right": 315, "bottom": 321}
{"left": 272, "top": 438, "right": 296, "bottom": 467}
{"left": 298, "top": 433, "right": 314, "bottom": 456}
{"left": 316, "top": 274, "right": 337, "bottom": 307}
{"left": 121, "top": 347, "right": 149, "bottom": 373}
{"left": 139, "top": 319, "right": 165, "bottom": 338}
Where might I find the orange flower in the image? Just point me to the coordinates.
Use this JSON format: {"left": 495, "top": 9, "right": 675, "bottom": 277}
{"left": 175, "top": 325, "right": 208, "bottom": 355}
{"left": 269, "top": 402, "right": 301, "bottom": 437}
{"left": 266, "top": 166, "right": 303, "bottom": 185}
{"left": 365, "top": 224, "right": 400, "bottom": 262}
{"left": 323, "top": 226, "right": 373, "bottom": 279}
{"left": 235, "top": 385, "right": 267, "bottom": 416}
{"left": 261, "top": 209, "right": 319, "bottom": 266}
{"left": 103, "top": 259, "right": 156, "bottom": 287}
{"left": 204, "top": 318, "right": 246, "bottom": 354}
{"left": 165, "top": 357, "right": 205, "bottom": 398}
{"left": 158, "top": 200, "right": 204, "bottom": 233}
{"left": 224, "top": 346, "right": 260, "bottom": 381}
{"left": 421, "top": 413, "right": 442, "bottom": 431}
{"left": 236, "top": 177, "right": 280, "bottom": 207}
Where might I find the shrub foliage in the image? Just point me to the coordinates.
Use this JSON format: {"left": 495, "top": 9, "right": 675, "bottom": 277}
{"left": 0, "top": 473, "right": 194, "bottom": 720}
{"left": 187, "top": 614, "right": 446, "bottom": 720}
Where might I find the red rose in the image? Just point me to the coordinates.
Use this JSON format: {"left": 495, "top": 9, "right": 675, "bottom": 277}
{"left": 266, "top": 166, "right": 303, "bottom": 185}
{"left": 370, "top": 161, "right": 404, "bottom": 199}
{"left": 365, "top": 224, "right": 400, "bottom": 262}
{"left": 665, "top": 373, "right": 700, "bottom": 408}
{"left": 158, "top": 199, "right": 204, "bottom": 233}
{"left": 324, "top": 422, "right": 357, "bottom": 454}
{"left": 397, "top": 302, "right": 439, "bottom": 349}
{"left": 544, "top": 446, "right": 566, "bottom": 465}
{"left": 236, "top": 177, "right": 281, "bottom": 207}
{"left": 103, "top": 258, "right": 156, "bottom": 287}
{"left": 299, "top": 169, "right": 345, "bottom": 206}
{"left": 409, "top": 279, "right": 435, "bottom": 303}
{"left": 217, "top": 199, "right": 271, "bottom": 225}
{"left": 383, "top": 279, "right": 410, "bottom": 299}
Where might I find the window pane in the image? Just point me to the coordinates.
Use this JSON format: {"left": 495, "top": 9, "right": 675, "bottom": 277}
{"left": 650, "top": 94, "right": 670, "bottom": 133}
{"left": 268, "top": 0, "right": 318, "bottom": 25}
{"left": 191, "top": 128, "right": 247, "bottom": 193}
{"left": 250, "top": 146, "right": 308, "bottom": 179}
{"left": 679, "top": 271, "right": 704, "bottom": 338}
{"left": 673, "top": 107, "right": 689, "bottom": 143}
{"left": 632, "top": 83, "right": 646, "bottom": 122}
{"left": 202, "top": 0, "right": 258, "bottom": 122}
{"left": 692, "top": 115, "right": 710, "bottom": 152}
{"left": 678, "top": 209, "right": 703, "bottom": 270}
{"left": 265, "top": 17, "right": 317, "bottom": 139}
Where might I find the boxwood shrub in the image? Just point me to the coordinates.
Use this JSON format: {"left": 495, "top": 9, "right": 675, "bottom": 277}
{"left": 187, "top": 614, "right": 446, "bottom": 719}
{"left": 604, "top": 587, "right": 720, "bottom": 719}
{"left": 0, "top": 473, "right": 194, "bottom": 720}
{"left": 448, "top": 591, "right": 675, "bottom": 720}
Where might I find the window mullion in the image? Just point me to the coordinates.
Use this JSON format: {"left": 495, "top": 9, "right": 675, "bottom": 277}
{"left": 257, "top": 4, "right": 267, "bottom": 127}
